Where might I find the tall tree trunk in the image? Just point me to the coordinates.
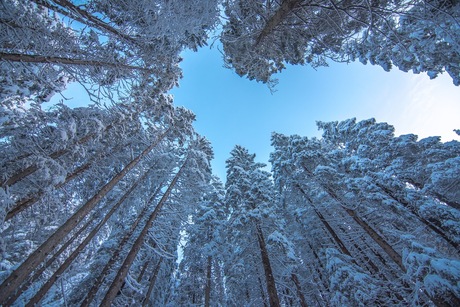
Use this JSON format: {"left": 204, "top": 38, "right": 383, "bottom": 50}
{"left": 300, "top": 167, "right": 405, "bottom": 270}
{"left": 291, "top": 274, "right": 308, "bottom": 307}
{"left": 6, "top": 140, "right": 131, "bottom": 221}
{"left": 0, "top": 52, "right": 153, "bottom": 72}
{"left": 204, "top": 255, "right": 212, "bottom": 307}
{"left": 0, "top": 130, "right": 168, "bottom": 304}
{"left": 100, "top": 156, "right": 188, "bottom": 306}
{"left": 404, "top": 178, "right": 460, "bottom": 210}
{"left": 301, "top": 166, "right": 452, "bottom": 306}
{"left": 136, "top": 260, "right": 151, "bottom": 284}
{"left": 142, "top": 258, "right": 163, "bottom": 307}
{"left": 80, "top": 182, "right": 164, "bottom": 307}
{"left": 258, "top": 276, "right": 268, "bottom": 307}
{"left": 295, "top": 184, "right": 353, "bottom": 258}
{"left": 255, "top": 223, "right": 281, "bottom": 307}
{"left": 23, "top": 170, "right": 150, "bottom": 306}
{"left": 3, "top": 214, "right": 94, "bottom": 306}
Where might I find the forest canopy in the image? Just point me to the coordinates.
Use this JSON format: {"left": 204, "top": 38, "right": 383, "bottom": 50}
{"left": 1, "top": 1, "right": 459, "bottom": 306}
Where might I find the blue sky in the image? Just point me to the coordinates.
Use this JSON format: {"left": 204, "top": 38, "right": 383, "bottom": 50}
{"left": 171, "top": 45, "right": 460, "bottom": 180}
{"left": 54, "top": 45, "right": 460, "bottom": 181}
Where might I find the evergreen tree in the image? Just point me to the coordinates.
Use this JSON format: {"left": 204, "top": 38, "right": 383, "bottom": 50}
{"left": 221, "top": 0, "right": 460, "bottom": 86}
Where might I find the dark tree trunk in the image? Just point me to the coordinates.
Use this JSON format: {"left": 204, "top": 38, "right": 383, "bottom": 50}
{"left": 24, "top": 170, "right": 150, "bottom": 306}
{"left": 142, "top": 258, "right": 163, "bottom": 307}
{"left": 204, "top": 255, "right": 212, "bottom": 307}
{"left": 80, "top": 183, "right": 164, "bottom": 306}
{"left": 100, "top": 156, "right": 188, "bottom": 306}
{"left": 291, "top": 274, "right": 308, "bottom": 307}
{"left": 255, "top": 223, "right": 281, "bottom": 307}
{"left": 0, "top": 52, "right": 153, "bottom": 72}
{"left": 0, "top": 131, "right": 168, "bottom": 305}
{"left": 256, "top": 0, "right": 303, "bottom": 44}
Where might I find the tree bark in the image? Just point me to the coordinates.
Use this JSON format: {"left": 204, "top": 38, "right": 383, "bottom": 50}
{"left": 255, "top": 223, "right": 281, "bottom": 307}
{"left": 375, "top": 181, "right": 459, "bottom": 251}
{"left": 100, "top": 156, "right": 188, "bottom": 306}
{"left": 0, "top": 130, "right": 168, "bottom": 305}
{"left": 80, "top": 182, "right": 164, "bottom": 306}
{"left": 0, "top": 52, "right": 152, "bottom": 72}
{"left": 24, "top": 170, "right": 150, "bottom": 306}
{"left": 295, "top": 184, "right": 353, "bottom": 258}
{"left": 136, "top": 260, "right": 150, "bottom": 284}
{"left": 142, "top": 258, "right": 163, "bottom": 307}
{"left": 202, "top": 255, "right": 212, "bottom": 307}
{"left": 3, "top": 215, "right": 93, "bottom": 306}
{"left": 256, "top": 0, "right": 304, "bottom": 45}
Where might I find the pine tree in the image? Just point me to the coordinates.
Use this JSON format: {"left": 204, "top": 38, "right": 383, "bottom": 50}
{"left": 221, "top": 0, "right": 460, "bottom": 86}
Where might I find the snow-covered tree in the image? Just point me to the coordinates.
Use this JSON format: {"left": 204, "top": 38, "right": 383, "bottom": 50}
{"left": 1, "top": 0, "right": 221, "bottom": 103}
{"left": 269, "top": 118, "right": 460, "bottom": 306}
{"left": 221, "top": 0, "right": 460, "bottom": 86}
{"left": 223, "top": 145, "right": 282, "bottom": 306}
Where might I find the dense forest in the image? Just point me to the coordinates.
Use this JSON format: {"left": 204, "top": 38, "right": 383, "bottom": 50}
{"left": 1, "top": 0, "right": 459, "bottom": 306}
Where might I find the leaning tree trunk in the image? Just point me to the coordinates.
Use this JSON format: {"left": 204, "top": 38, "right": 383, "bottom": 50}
{"left": 295, "top": 184, "right": 354, "bottom": 258}
{"left": 142, "top": 258, "right": 163, "bottom": 307}
{"left": 100, "top": 156, "right": 189, "bottom": 306}
{"left": 30, "top": 0, "right": 134, "bottom": 43}
{"left": 3, "top": 213, "right": 96, "bottom": 306}
{"left": 23, "top": 170, "right": 150, "bottom": 306}
{"left": 204, "top": 255, "right": 212, "bottom": 307}
{"left": 256, "top": 0, "right": 303, "bottom": 45}
{"left": 291, "top": 274, "right": 308, "bottom": 307}
{"left": 374, "top": 181, "right": 459, "bottom": 251}
{"left": 0, "top": 130, "right": 168, "bottom": 305}
{"left": 0, "top": 52, "right": 152, "bottom": 72}
{"left": 255, "top": 223, "right": 281, "bottom": 307}
{"left": 80, "top": 182, "right": 164, "bottom": 307}
{"left": 301, "top": 166, "right": 454, "bottom": 306}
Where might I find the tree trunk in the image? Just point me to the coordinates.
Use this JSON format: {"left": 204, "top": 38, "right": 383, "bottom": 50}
{"left": 295, "top": 184, "right": 353, "bottom": 258}
{"left": 6, "top": 140, "right": 130, "bottom": 221}
{"left": 204, "top": 255, "right": 212, "bottom": 307}
{"left": 80, "top": 182, "right": 164, "bottom": 307}
{"left": 0, "top": 52, "right": 152, "bottom": 72}
{"left": 24, "top": 170, "right": 150, "bottom": 306}
{"left": 404, "top": 178, "right": 460, "bottom": 210}
{"left": 300, "top": 167, "right": 405, "bottom": 270}
{"left": 255, "top": 223, "right": 281, "bottom": 307}
{"left": 142, "top": 258, "right": 163, "bottom": 307}
{"left": 256, "top": 0, "right": 304, "bottom": 45}
{"left": 136, "top": 260, "right": 151, "bottom": 284}
{"left": 3, "top": 215, "right": 94, "bottom": 306}
{"left": 300, "top": 167, "right": 451, "bottom": 306}
{"left": 291, "top": 274, "right": 308, "bottom": 307}
{"left": 0, "top": 130, "right": 168, "bottom": 305}
{"left": 100, "top": 156, "right": 188, "bottom": 306}
{"left": 258, "top": 277, "right": 268, "bottom": 307}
